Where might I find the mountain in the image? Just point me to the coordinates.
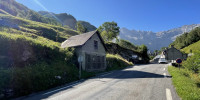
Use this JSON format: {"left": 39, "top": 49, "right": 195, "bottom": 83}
{"left": 120, "top": 24, "right": 200, "bottom": 51}
{"left": 0, "top": 0, "right": 96, "bottom": 31}
{"left": 77, "top": 21, "right": 97, "bottom": 32}
{"left": 38, "top": 11, "right": 97, "bottom": 31}
{"left": 171, "top": 26, "right": 200, "bottom": 50}
{"left": 0, "top": 0, "right": 60, "bottom": 25}
{"left": 38, "top": 11, "right": 77, "bottom": 29}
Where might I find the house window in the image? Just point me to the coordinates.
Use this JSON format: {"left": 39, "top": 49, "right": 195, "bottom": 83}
{"left": 94, "top": 40, "right": 98, "bottom": 50}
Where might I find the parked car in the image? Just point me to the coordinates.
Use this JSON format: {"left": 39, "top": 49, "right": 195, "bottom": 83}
{"left": 158, "top": 58, "right": 168, "bottom": 64}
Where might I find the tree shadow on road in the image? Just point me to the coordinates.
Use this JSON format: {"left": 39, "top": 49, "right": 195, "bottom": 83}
{"left": 100, "top": 70, "right": 172, "bottom": 79}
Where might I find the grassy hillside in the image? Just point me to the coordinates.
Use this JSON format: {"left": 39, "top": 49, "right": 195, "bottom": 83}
{"left": 0, "top": 15, "right": 80, "bottom": 96}
{"left": 0, "top": 13, "right": 79, "bottom": 42}
{"left": 169, "top": 39, "right": 200, "bottom": 100}
{"left": 38, "top": 11, "right": 97, "bottom": 32}
{"left": 182, "top": 40, "right": 200, "bottom": 53}
{"left": 0, "top": 10, "right": 81, "bottom": 97}
{"left": 0, "top": 31, "right": 79, "bottom": 96}
{"left": 0, "top": 8, "right": 81, "bottom": 68}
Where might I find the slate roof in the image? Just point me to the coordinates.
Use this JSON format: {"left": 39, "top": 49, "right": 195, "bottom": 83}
{"left": 61, "top": 30, "right": 106, "bottom": 49}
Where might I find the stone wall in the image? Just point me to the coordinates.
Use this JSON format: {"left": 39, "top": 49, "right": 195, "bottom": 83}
{"left": 105, "top": 42, "right": 141, "bottom": 61}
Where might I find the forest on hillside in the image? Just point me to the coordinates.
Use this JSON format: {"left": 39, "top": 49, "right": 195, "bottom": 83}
{"left": 171, "top": 27, "right": 200, "bottom": 49}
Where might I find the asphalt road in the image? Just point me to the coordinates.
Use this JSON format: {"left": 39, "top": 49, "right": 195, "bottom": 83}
{"left": 17, "top": 64, "right": 180, "bottom": 100}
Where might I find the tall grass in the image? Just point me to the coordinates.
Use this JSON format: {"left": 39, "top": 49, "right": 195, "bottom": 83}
{"left": 168, "top": 66, "right": 200, "bottom": 100}
{"left": 106, "top": 54, "right": 133, "bottom": 71}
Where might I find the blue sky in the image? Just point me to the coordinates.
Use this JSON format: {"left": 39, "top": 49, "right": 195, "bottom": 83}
{"left": 16, "top": 0, "right": 200, "bottom": 32}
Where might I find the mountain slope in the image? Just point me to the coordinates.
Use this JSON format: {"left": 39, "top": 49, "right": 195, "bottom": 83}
{"left": 0, "top": 0, "right": 96, "bottom": 31}
{"left": 182, "top": 40, "right": 200, "bottom": 53}
{"left": 0, "top": 0, "right": 60, "bottom": 25}
{"left": 0, "top": 11, "right": 79, "bottom": 42}
{"left": 120, "top": 24, "right": 200, "bottom": 51}
{"left": 0, "top": 12, "right": 79, "bottom": 97}
{"left": 171, "top": 26, "right": 200, "bottom": 49}
{"left": 38, "top": 11, "right": 77, "bottom": 29}
{"left": 77, "top": 21, "right": 97, "bottom": 31}
{"left": 38, "top": 11, "right": 97, "bottom": 31}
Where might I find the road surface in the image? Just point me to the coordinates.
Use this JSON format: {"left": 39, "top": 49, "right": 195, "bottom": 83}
{"left": 17, "top": 64, "right": 180, "bottom": 100}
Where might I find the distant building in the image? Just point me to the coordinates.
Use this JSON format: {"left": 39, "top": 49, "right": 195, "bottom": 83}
{"left": 61, "top": 30, "right": 107, "bottom": 71}
{"left": 164, "top": 45, "right": 187, "bottom": 62}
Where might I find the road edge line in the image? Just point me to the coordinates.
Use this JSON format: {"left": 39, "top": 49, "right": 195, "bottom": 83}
{"left": 166, "top": 88, "right": 173, "bottom": 100}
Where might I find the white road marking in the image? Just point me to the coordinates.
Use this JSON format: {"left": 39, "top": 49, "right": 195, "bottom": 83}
{"left": 163, "top": 68, "right": 166, "bottom": 71}
{"left": 163, "top": 73, "right": 166, "bottom": 78}
{"left": 43, "top": 82, "right": 80, "bottom": 95}
{"left": 166, "top": 88, "right": 173, "bottom": 100}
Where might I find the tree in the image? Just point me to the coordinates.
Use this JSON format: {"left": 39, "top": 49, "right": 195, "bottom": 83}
{"left": 171, "top": 27, "right": 200, "bottom": 49}
{"left": 161, "top": 47, "right": 167, "bottom": 51}
{"left": 76, "top": 22, "right": 86, "bottom": 33}
{"left": 98, "top": 21, "right": 120, "bottom": 42}
{"left": 138, "top": 44, "right": 150, "bottom": 63}
{"left": 138, "top": 44, "right": 148, "bottom": 54}
{"left": 183, "top": 51, "right": 200, "bottom": 73}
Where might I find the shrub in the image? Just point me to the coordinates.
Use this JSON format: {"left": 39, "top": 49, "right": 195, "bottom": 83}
{"left": 0, "top": 61, "right": 78, "bottom": 97}
{"left": 0, "top": 68, "right": 11, "bottom": 94}
{"left": 0, "top": 31, "right": 78, "bottom": 97}
{"left": 106, "top": 54, "right": 133, "bottom": 71}
{"left": 168, "top": 66, "right": 200, "bottom": 100}
{"left": 183, "top": 51, "right": 200, "bottom": 73}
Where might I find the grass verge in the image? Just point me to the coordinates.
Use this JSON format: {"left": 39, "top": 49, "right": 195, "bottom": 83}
{"left": 168, "top": 66, "right": 200, "bottom": 100}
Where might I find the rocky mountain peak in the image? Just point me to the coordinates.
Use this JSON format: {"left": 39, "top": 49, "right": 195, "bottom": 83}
{"left": 120, "top": 24, "right": 200, "bottom": 51}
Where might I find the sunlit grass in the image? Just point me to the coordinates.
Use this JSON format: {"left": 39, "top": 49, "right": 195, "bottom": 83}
{"left": 0, "top": 14, "right": 79, "bottom": 42}
{"left": 182, "top": 40, "right": 200, "bottom": 54}
{"left": 168, "top": 66, "right": 200, "bottom": 100}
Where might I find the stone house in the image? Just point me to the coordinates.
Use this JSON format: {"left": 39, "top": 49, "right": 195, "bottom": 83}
{"left": 164, "top": 45, "right": 187, "bottom": 62}
{"left": 61, "top": 30, "right": 106, "bottom": 71}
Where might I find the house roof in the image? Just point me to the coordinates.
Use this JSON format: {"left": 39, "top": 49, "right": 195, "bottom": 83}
{"left": 165, "top": 46, "right": 187, "bottom": 54}
{"left": 61, "top": 30, "right": 107, "bottom": 50}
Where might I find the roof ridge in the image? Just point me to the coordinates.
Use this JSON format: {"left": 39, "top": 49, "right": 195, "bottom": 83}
{"left": 61, "top": 30, "right": 97, "bottom": 48}
{"left": 70, "top": 30, "right": 97, "bottom": 37}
